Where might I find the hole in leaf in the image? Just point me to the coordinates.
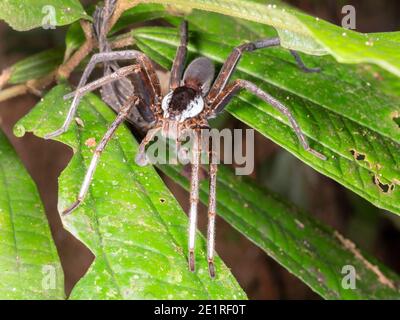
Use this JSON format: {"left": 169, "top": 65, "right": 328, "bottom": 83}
{"left": 159, "top": 198, "right": 166, "bottom": 203}
{"left": 350, "top": 149, "right": 366, "bottom": 161}
{"left": 372, "top": 175, "right": 395, "bottom": 194}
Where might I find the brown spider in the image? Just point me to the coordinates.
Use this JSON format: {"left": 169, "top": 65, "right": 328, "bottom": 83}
{"left": 45, "top": 21, "right": 326, "bottom": 278}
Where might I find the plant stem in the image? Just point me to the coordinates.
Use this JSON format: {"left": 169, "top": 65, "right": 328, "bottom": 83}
{"left": 0, "top": 68, "right": 11, "bottom": 90}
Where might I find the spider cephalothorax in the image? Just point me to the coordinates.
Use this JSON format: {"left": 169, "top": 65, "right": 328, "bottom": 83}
{"left": 46, "top": 20, "right": 325, "bottom": 278}
{"left": 163, "top": 86, "right": 203, "bottom": 120}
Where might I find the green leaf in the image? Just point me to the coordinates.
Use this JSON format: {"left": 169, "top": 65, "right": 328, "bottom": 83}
{"left": 0, "top": 0, "right": 89, "bottom": 31}
{"left": 0, "top": 130, "right": 64, "bottom": 299}
{"left": 64, "top": 21, "right": 87, "bottom": 60}
{"left": 14, "top": 84, "right": 246, "bottom": 300}
{"left": 132, "top": 18, "right": 400, "bottom": 216}
{"left": 159, "top": 164, "right": 400, "bottom": 299}
{"left": 112, "top": 3, "right": 169, "bottom": 33}
{"left": 121, "top": 0, "right": 400, "bottom": 77}
{"left": 9, "top": 48, "right": 64, "bottom": 84}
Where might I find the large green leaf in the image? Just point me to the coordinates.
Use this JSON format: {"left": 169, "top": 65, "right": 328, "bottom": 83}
{"left": 0, "top": 130, "right": 64, "bottom": 299}
{"left": 132, "top": 16, "right": 400, "bottom": 216}
{"left": 0, "top": 0, "right": 88, "bottom": 31}
{"left": 112, "top": 3, "right": 169, "bottom": 33}
{"left": 2, "top": 4, "right": 169, "bottom": 85}
{"left": 8, "top": 48, "right": 64, "bottom": 85}
{"left": 159, "top": 164, "right": 400, "bottom": 299}
{"left": 121, "top": 0, "right": 400, "bottom": 77}
{"left": 14, "top": 84, "right": 246, "bottom": 299}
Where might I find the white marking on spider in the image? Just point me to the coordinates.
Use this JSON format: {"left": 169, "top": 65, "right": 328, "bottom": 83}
{"left": 161, "top": 91, "right": 173, "bottom": 117}
{"left": 181, "top": 95, "right": 204, "bottom": 121}
{"left": 161, "top": 91, "right": 204, "bottom": 122}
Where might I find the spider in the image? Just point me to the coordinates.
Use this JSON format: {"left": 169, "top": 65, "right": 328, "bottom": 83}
{"left": 45, "top": 20, "right": 326, "bottom": 278}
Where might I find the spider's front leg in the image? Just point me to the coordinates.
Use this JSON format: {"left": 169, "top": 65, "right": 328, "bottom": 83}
{"left": 207, "top": 38, "right": 319, "bottom": 102}
{"left": 63, "top": 64, "right": 141, "bottom": 100}
{"left": 45, "top": 50, "right": 161, "bottom": 139}
{"left": 169, "top": 20, "right": 188, "bottom": 91}
{"left": 206, "top": 79, "right": 326, "bottom": 160}
{"left": 62, "top": 96, "right": 141, "bottom": 215}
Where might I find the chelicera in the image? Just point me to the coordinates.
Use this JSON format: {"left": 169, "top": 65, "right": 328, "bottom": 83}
{"left": 45, "top": 20, "right": 326, "bottom": 278}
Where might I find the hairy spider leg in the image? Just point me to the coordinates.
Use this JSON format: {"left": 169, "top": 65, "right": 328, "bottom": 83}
{"left": 169, "top": 21, "right": 188, "bottom": 91}
{"left": 62, "top": 97, "right": 141, "bottom": 215}
{"left": 188, "top": 129, "right": 201, "bottom": 272}
{"left": 206, "top": 37, "right": 319, "bottom": 104}
{"left": 207, "top": 79, "right": 326, "bottom": 160}
{"left": 45, "top": 50, "right": 161, "bottom": 139}
{"left": 207, "top": 141, "right": 218, "bottom": 278}
{"left": 63, "top": 64, "right": 140, "bottom": 100}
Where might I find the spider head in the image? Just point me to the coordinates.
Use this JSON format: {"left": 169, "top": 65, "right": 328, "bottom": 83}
{"left": 161, "top": 86, "right": 204, "bottom": 122}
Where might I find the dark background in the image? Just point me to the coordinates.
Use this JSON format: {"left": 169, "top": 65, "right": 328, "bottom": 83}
{"left": 0, "top": 0, "right": 399, "bottom": 299}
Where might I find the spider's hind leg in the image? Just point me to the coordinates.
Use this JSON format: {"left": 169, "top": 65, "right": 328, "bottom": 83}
{"left": 63, "top": 64, "right": 140, "bottom": 100}
{"left": 207, "top": 37, "right": 320, "bottom": 103}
